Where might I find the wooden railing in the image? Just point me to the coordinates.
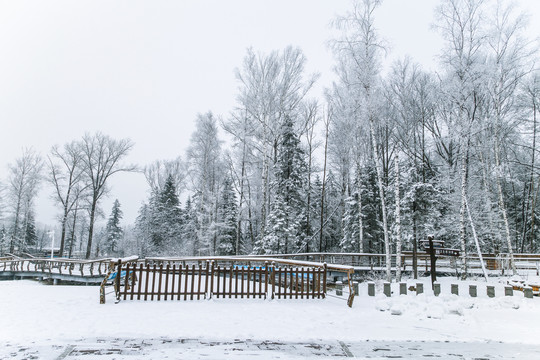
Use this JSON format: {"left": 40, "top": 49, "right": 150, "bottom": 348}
{"left": 104, "top": 257, "right": 336, "bottom": 305}
{"left": 0, "top": 257, "right": 111, "bottom": 278}
{"left": 257, "top": 252, "right": 540, "bottom": 274}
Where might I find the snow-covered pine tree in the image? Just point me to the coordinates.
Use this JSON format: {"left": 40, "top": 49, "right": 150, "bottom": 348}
{"left": 157, "top": 174, "right": 184, "bottom": 253}
{"left": 23, "top": 209, "right": 38, "bottom": 248}
{"left": 105, "top": 199, "right": 123, "bottom": 255}
{"left": 182, "top": 197, "right": 199, "bottom": 256}
{"left": 216, "top": 176, "right": 239, "bottom": 255}
{"left": 255, "top": 117, "right": 308, "bottom": 254}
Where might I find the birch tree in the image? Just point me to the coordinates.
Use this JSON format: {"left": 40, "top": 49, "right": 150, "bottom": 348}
{"left": 78, "top": 132, "right": 135, "bottom": 259}
{"left": 332, "top": 0, "right": 392, "bottom": 281}
{"left": 435, "top": 0, "right": 486, "bottom": 279}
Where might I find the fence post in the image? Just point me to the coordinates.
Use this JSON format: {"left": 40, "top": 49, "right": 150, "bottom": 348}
{"left": 451, "top": 283, "right": 459, "bottom": 295}
{"left": 469, "top": 284, "right": 477, "bottom": 298}
{"left": 353, "top": 281, "right": 359, "bottom": 297}
{"left": 114, "top": 259, "right": 122, "bottom": 303}
{"left": 383, "top": 282, "right": 391, "bottom": 297}
{"left": 368, "top": 282, "right": 375, "bottom": 296}
{"left": 399, "top": 282, "right": 407, "bottom": 295}
{"left": 524, "top": 286, "right": 533, "bottom": 299}
{"left": 487, "top": 285, "right": 495, "bottom": 298}
{"left": 433, "top": 282, "right": 441, "bottom": 296}
{"left": 416, "top": 283, "right": 423, "bottom": 295}
{"left": 504, "top": 285, "right": 513, "bottom": 296}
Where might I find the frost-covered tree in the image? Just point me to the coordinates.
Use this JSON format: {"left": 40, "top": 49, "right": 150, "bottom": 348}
{"left": 105, "top": 199, "right": 123, "bottom": 255}
{"left": 216, "top": 176, "right": 239, "bottom": 255}
{"left": 255, "top": 117, "right": 308, "bottom": 254}
{"left": 77, "top": 132, "right": 135, "bottom": 259}
{"left": 331, "top": 0, "right": 392, "bottom": 281}
{"left": 187, "top": 112, "right": 223, "bottom": 255}
{"left": 6, "top": 148, "right": 43, "bottom": 253}
{"left": 48, "top": 141, "right": 89, "bottom": 257}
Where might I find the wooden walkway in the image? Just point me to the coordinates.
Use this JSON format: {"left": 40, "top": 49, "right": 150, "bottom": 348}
{"left": 0, "top": 256, "right": 110, "bottom": 284}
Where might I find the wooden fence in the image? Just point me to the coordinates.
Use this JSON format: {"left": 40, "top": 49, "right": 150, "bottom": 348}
{"left": 105, "top": 258, "right": 329, "bottom": 304}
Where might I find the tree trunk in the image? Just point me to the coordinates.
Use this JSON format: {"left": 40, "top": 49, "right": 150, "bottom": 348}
{"left": 369, "top": 117, "right": 391, "bottom": 282}
{"left": 459, "top": 136, "right": 470, "bottom": 280}
{"left": 85, "top": 199, "right": 97, "bottom": 259}
{"left": 494, "top": 138, "right": 517, "bottom": 275}
{"left": 395, "top": 153, "right": 402, "bottom": 282}
{"left": 465, "top": 195, "right": 489, "bottom": 281}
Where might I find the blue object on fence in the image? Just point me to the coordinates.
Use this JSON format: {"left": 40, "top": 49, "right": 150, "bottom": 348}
{"left": 108, "top": 270, "right": 127, "bottom": 281}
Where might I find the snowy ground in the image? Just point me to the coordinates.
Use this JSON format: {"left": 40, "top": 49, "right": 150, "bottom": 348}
{"left": 1, "top": 277, "right": 539, "bottom": 359}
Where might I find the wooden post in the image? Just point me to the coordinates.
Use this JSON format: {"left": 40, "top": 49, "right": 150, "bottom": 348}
{"left": 504, "top": 285, "right": 513, "bottom": 296}
{"left": 368, "top": 282, "right": 375, "bottom": 296}
{"left": 451, "top": 283, "right": 459, "bottom": 295}
{"left": 383, "top": 282, "right": 391, "bottom": 297}
{"left": 524, "top": 286, "right": 533, "bottom": 299}
{"left": 469, "top": 284, "right": 477, "bottom": 297}
{"left": 428, "top": 235, "right": 437, "bottom": 289}
{"left": 115, "top": 259, "right": 122, "bottom": 302}
{"left": 487, "top": 285, "right": 495, "bottom": 298}
{"left": 416, "top": 283, "right": 423, "bottom": 295}
{"left": 433, "top": 282, "right": 440, "bottom": 296}
{"left": 399, "top": 282, "right": 407, "bottom": 295}
{"left": 353, "top": 281, "right": 359, "bottom": 297}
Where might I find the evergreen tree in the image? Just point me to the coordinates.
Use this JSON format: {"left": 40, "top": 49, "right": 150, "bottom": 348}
{"left": 255, "top": 117, "right": 308, "bottom": 254}
{"left": 183, "top": 197, "right": 199, "bottom": 256}
{"left": 24, "top": 210, "right": 38, "bottom": 248}
{"left": 216, "top": 177, "right": 239, "bottom": 255}
{"left": 105, "top": 199, "right": 123, "bottom": 255}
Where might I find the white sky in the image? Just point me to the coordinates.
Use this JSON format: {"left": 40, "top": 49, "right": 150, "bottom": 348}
{"left": 0, "top": 0, "right": 539, "bottom": 227}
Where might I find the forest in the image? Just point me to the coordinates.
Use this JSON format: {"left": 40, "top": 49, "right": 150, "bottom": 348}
{"left": 1, "top": 0, "right": 539, "bottom": 280}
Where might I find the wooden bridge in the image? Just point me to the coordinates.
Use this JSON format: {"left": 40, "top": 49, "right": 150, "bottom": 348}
{"left": 0, "top": 255, "right": 111, "bottom": 284}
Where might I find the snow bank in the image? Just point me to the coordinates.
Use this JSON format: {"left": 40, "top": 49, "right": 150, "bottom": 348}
{"left": 1, "top": 278, "right": 539, "bottom": 348}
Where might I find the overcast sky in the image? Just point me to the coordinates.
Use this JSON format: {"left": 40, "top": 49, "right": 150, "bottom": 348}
{"left": 1, "top": 0, "right": 539, "bottom": 227}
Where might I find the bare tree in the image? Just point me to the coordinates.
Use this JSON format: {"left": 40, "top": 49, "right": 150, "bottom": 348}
{"left": 6, "top": 148, "right": 43, "bottom": 253}
{"left": 48, "top": 141, "right": 89, "bottom": 257}
{"left": 78, "top": 133, "right": 135, "bottom": 259}
{"left": 144, "top": 157, "right": 186, "bottom": 195}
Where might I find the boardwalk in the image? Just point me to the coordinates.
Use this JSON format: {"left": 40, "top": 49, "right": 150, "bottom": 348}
{"left": 0, "top": 256, "right": 110, "bottom": 284}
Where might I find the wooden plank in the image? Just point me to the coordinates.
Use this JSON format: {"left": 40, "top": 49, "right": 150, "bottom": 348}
{"left": 190, "top": 264, "right": 195, "bottom": 300}
{"left": 123, "top": 263, "right": 129, "bottom": 300}
{"left": 322, "top": 264, "right": 327, "bottom": 298}
{"left": 137, "top": 263, "right": 143, "bottom": 300}
{"left": 312, "top": 269, "right": 317, "bottom": 299}
{"left": 184, "top": 264, "right": 189, "bottom": 301}
{"left": 294, "top": 267, "right": 299, "bottom": 299}
{"left": 204, "top": 261, "right": 210, "bottom": 299}
{"left": 234, "top": 266, "right": 239, "bottom": 299}
{"left": 197, "top": 264, "right": 202, "bottom": 300}
{"left": 157, "top": 264, "right": 163, "bottom": 301}
{"left": 241, "top": 266, "right": 245, "bottom": 299}
{"left": 209, "top": 262, "right": 215, "bottom": 300}
{"left": 164, "top": 264, "right": 170, "bottom": 301}
{"left": 170, "top": 264, "right": 176, "bottom": 300}
{"left": 247, "top": 266, "right": 251, "bottom": 298}
{"left": 144, "top": 266, "right": 150, "bottom": 301}
{"left": 151, "top": 264, "right": 157, "bottom": 301}
{"left": 228, "top": 267, "right": 233, "bottom": 298}
{"left": 130, "top": 263, "right": 136, "bottom": 300}
{"left": 180, "top": 264, "right": 184, "bottom": 300}
{"left": 216, "top": 265, "right": 221, "bottom": 298}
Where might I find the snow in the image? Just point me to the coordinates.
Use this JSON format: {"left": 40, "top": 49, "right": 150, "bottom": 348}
{"left": 1, "top": 277, "right": 540, "bottom": 358}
